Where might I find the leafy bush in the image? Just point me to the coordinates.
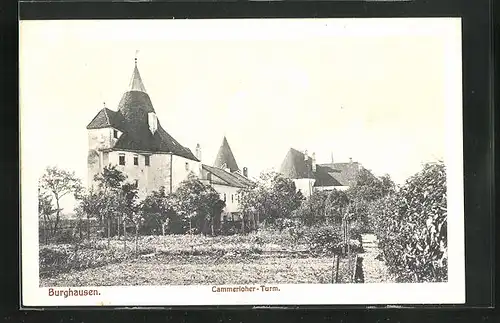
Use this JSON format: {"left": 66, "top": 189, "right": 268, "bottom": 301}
{"left": 303, "top": 225, "right": 343, "bottom": 254}
{"left": 53, "top": 229, "right": 78, "bottom": 244}
{"left": 373, "top": 162, "right": 447, "bottom": 283}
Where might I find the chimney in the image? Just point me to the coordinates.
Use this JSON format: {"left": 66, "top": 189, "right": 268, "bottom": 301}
{"left": 331, "top": 152, "right": 334, "bottom": 164}
{"left": 243, "top": 167, "right": 248, "bottom": 177}
{"left": 349, "top": 157, "right": 353, "bottom": 163}
{"left": 195, "top": 143, "right": 202, "bottom": 161}
{"left": 312, "top": 152, "right": 316, "bottom": 172}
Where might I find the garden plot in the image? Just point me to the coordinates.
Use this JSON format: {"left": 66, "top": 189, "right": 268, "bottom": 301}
{"left": 40, "top": 232, "right": 356, "bottom": 286}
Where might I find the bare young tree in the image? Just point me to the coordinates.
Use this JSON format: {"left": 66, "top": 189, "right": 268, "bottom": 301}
{"left": 40, "top": 166, "right": 82, "bottom": 236}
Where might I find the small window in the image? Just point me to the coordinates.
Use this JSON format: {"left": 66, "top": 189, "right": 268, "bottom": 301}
{"left": 134, "top": 155, "right": 139, "bottom": 166}
{"left": 119, "top": 154, "right": 125, "bottom": 165}
{"left": 223, "top": 193, "right": 226, "bottom": 202}
{"left": 185, "top": 162, "right": 189, "bottom": 171}
{"left": 231, "top": 194, "right": 234, "bottom": 203}
{"left": 113, "top": 130, "right": 118, "bottom": 139}
{"left": 145, "top": 155, "right": 150, "bottom": 166}
{"left": 134, "top": 179, "right": 139, "bottom": 188}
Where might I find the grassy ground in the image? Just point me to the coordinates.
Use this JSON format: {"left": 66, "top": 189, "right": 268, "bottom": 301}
{"left": 40, "top": 254, "right": 349, "bottom": 286}
{"left": 40, "top": 231, "right": 356, "bottom": 286}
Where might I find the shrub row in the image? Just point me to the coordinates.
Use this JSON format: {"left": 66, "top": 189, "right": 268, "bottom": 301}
{"left": 372, "top": 162, "right": 447, "bottom": 283}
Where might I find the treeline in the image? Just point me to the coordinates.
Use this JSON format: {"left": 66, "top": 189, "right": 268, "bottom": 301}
{"left": 38, "top": 161, "right": 448, "bottom": 281}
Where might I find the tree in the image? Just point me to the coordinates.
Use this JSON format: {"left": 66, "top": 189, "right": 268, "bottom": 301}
{"left": 346, "top": 169, "right": 397, "bottom": 232}
{"left": 38, "top": 188, "right": 57, "bottom": 243}
{"left": 77, "top": 187, "right": 102, "bottom": 240}
{"left": 239, "top": 172, "right": 304, "bottom": 231}
{"left": 140, "top": 187, "right": 180, "bottom": 235}
{"left": 93, "top": 165, "right": 127, "bottom": 192}
{"left": 39, "top": 166, "right": 82, "bottom": 236}
{"left": 78, "top": 166, "right": 138, "bottom": 246}
{"left": 171, "top": 174, "right": 225, "bottom": 235}
{"left": 325, "top": 189, "right": 350, "bottom": 224}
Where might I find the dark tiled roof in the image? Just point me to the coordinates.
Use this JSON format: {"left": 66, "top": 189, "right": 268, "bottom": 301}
{"left": 214, "top": 137, "right": 239, "bottom": 172}
{"left": 279, "top": 148, "right": 363, "bottom": 187}
{"left": 203, "top": 164, "right": 253, "bottom": 188}
{"left": 318, "top": 162, "right": 361, "bottom": 187}
{"left": 279, "top": 148, "right": 314, "bottom": 179}
{"left": 87, "top": 65, "right": 197, "bottom": 161}
{"left": 86, "top": 108, "right": 125, "bottom": 130}
{"left": 231, "top": 171, "right": 255, "bottom": 187}
{"left": 313, "top": 165, "right": 343, "bottom": 187}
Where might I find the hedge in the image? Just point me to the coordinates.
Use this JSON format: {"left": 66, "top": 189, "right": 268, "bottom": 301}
{"left": 373, "top": 162, "right": 447, "bottom": 283}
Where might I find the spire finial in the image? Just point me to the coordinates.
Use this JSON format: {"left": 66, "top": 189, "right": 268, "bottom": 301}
{"left": 129, "top": 50, "right": 147, "bottom": 93}
{"left": 135, "top": 50, "right": 139, "bottom": 65}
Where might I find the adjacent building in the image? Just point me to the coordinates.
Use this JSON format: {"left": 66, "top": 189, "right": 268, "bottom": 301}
{"left": 200, "top": 137, "right": 254, "bottom": 222}
{"left": 279, "top": 148, "right": 365, "bottom": 198}
{"left": 86, "top": 59, "right": 201, "bottom": 199}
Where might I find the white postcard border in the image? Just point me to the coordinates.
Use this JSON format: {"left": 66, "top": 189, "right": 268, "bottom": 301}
{"left": 20, "top": 17, "right": 464, "bottom": 307}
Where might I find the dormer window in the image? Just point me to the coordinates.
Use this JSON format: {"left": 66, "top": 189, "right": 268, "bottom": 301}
{"left": 113, "top": 129, "right": 118, "bottom": 139}
{"left": 119, "top": 154, "right": 125, "bottom": 165}
{"left": 148, "top": 112, "right": 158, "bottom": 135}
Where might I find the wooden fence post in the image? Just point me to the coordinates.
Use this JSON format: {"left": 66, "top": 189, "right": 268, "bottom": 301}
{"left": 331, "top": 255, "right": 335, "bottom": 283}
{"left": 335, "top": 254, "right": 340, "bottom": 283}
{"left": 352, "top": 254, "right": 358, "bottom": 283}
{"left": 123, "top": 220, "right": 127, "bottom": 251}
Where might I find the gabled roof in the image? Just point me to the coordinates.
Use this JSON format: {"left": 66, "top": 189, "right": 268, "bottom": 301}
{"left": 214, "top": 137, "right": 239, "bottom": 172}
{"left": 279, "top": 148, "right": 314, "bottom": 179}
{"left": 318, "top": 162, "right": 361, "bottom": 187}
{"left": 86, "top": 108, "right": 125, "bottom": 130}
{"left": 203, "top": 164, "right": 253, "bottom": 188}
{"left": 86, "top": 62, "right": 198, "bottom": 161}
{"left": 313, "top": 165, "right": 343, "bottom": 187}
{"left": 230, "top": 171, "right": 255, "bottom": 187}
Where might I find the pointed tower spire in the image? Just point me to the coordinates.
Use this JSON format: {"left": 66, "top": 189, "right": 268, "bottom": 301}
{"left": 129, "top": 54, "right": 147, "bottom": 93}
{"left": 214, "top": 136, "right": 239, "bottom": 172}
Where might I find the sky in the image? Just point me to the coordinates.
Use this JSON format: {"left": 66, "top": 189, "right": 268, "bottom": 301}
{"left": 20, "top": 18, "right": 462, "bottom": 212}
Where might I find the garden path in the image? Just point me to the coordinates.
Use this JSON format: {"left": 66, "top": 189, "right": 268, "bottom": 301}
{"left": 360, "top": 233, "right": 394, "bottom": 283}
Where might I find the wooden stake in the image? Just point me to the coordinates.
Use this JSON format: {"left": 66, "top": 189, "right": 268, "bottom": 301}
{"left": 335, "top": 254, "right": 340, "bottom": 283}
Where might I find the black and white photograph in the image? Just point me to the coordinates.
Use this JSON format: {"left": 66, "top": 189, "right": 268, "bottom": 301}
{"left": 20, "top": 18, "right": 464, "bottom": 306}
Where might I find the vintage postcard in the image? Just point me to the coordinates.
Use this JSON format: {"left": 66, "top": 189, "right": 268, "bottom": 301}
{"left": 20, "top": 18, "right": 464, "bottom": 307}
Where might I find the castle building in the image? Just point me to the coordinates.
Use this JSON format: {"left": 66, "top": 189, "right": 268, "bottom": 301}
{"left": 279, "top": 148, "right": 364, "bottom": 198}
{"left": 86, "top": 59, "right": 201, "bottom": 198}
{"left": 199, "top": 137, "right": 254, "bottom": 221}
